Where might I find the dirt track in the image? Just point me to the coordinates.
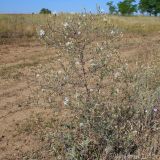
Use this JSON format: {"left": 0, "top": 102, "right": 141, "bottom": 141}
{"left": 0, "top": 40, "right": 55, "bottom": 159}
{"left": 0, "top": 34, "right": 159, "bottom": 159}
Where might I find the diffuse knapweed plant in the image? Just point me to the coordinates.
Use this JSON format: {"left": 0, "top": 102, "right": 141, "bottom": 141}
{"left": 36, "top": 13, "right": 121, "bottom": 108}
{"left": 33, "top": 13, "right": 160, "bottom": 159}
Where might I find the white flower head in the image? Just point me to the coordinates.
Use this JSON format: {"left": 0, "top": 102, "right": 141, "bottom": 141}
{"left": 107, "top": 53, "right": 112, "bottom": 58}
{"left": 125, "top": 63, "right": 128, "bottom": 66}
{"left": 114, "top": 72, "right": 120, "bottom": 78}
{"left": 90, "top": 89, "right": 94, "bottom": 92}
{"left": 78, "top": 31, "right": 81, "bottom": 35}
{"left": 91, "top": 63, "right": 96, "bottom": 66}
{"left": 48, "top": 97, "right": 52, "bottom": 103}
{"left": 116, "top": 88, "right": 119, "bottom": 93}
{"left": 64, "top": 76, "right": 68, "bottom": 80}
{"left": 64, "top": 97, "right": 69, "bottom": 106}
{"left": 39, "top": 29, "right": 45, "bottom": 37}
{"left": 41, "top": 89, "right": 45, "bottom": 92}
{"left": 96, "top": 43, "right": 100, "bottom": 47}
{"left": 65, "top": 41, "right": 72, "bottom": 47}
{"left": 132, "top": 130, "right": 138, "bottom": 135}
{"left": 36, "top": 74, "right": 40, "bottom": 77}
{"left": 63, "top": 22, "right": 69, "bottom": 28}
{"left": 80, "top": 123, "right": 84, "bottom": 127}
{"left": 103, "top": 18, "right": 107, "bottom": 22}
{"left": 89, "top": 59, "right": 97, "bottom": 67}
{"left": 75, "top": 61, "right": 80, "bottom": 65}
{"left": 58, "top": 70, "right": 62, "bottom": 74}
{"left": 153, "top": 108, "right": 158, "bottom": 112}
{"left": 75, "top": 92, "right": 79, "bottom": 98}
{"left": 111, "top": 30, "right": 115, "bottom": 35}
{"left": 120, "top": 32, "right": 124, "bottom": 37}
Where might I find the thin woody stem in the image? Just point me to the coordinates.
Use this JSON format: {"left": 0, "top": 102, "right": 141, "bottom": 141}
{"left": 79, "top": 45, "right": 91, "bottom": 102}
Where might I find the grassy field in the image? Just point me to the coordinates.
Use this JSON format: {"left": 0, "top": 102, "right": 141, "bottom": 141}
{"left": 0, "top": 14, "right": 160, "bottom": 39}
{"left": 0, "top": 14, "right": 160, "bottom": 160}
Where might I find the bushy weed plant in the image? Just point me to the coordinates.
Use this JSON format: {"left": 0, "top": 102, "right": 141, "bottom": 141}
{"left": 31, "top": 13, "right": 160, "bottom": 159}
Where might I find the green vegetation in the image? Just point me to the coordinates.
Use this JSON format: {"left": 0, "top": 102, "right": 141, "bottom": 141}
{"left": 139, "top": 0, "right": 160, "bottom": 16}
{"left": 39, "top": 8, "right": 52, "bottom": 14}
{"left": 118, "top": 0, "right": 137, "bottom": 15}
{"left": 106, "top": 0, "right": 160, "bottom": 16}
{"left": 106, "top": 1, "right": 117, "bottom": 14}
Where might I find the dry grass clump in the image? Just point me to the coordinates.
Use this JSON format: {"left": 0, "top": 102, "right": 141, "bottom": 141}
{"left": 26, "top": 13, "right": 160, "bottom": 160}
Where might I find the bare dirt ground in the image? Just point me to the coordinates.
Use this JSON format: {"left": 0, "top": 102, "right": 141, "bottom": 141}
{"left": 0, "top": 34, "right": 160, "bottom": 159}
{"left": 0, "top": 39, "right": 57, "bottom": 159}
